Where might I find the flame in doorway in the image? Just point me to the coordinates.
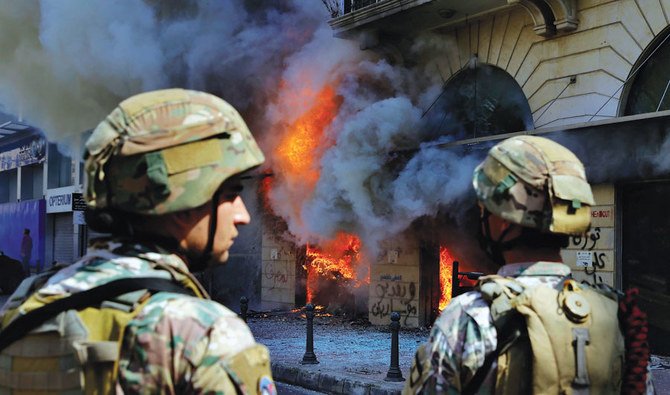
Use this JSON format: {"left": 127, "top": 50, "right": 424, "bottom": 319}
{"left": 304, "top": 233, "right": 369, "bottom": 303}
{"left": 439, "top": 246, "right": 454, "bottom": 311}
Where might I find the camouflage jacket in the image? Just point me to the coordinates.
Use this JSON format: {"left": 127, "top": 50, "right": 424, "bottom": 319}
{"left": 0, "top": 238, "right": 270, "bottom": 394}
{"left": 404, "top": 262, "right": 596, "bottom": 394}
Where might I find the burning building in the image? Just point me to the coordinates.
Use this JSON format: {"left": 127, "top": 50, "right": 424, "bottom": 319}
{"left": 318, "top": 0, "right": 670, "bottom": 354}
{"left": 239, "top": 0, "right": 670, "bottom": 339}
{"left": 0, "top": 1, "right": 668, "bottom": 354}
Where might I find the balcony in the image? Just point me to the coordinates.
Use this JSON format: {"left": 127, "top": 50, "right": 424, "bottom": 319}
{"left": 329, "top": 0, "right": 578, "bottom": 39}
{"left": 330, "top": 0, "right": 509, "bottom": 38}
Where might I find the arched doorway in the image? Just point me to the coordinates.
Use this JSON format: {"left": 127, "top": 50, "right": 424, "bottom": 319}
{"left": 422, "top": 62, "right": 534, "bottom": 140}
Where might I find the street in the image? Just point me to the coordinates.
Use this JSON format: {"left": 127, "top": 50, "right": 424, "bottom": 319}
{"left": 276, "top": 382, "right": 325, "bottom": 394}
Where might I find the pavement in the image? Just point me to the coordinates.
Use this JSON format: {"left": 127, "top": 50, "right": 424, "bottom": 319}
{"left": 248, "top": 309, "right": 670, "bottom": 395}
{"left": 248, "top": 309, "right": 423, "bottom": 395}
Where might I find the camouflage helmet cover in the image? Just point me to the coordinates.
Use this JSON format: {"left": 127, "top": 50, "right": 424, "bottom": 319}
{"left": 84, "top": 88, "right": 265, "bottom": 215}
{"left": 472, "top": 135, "right": 594, "bottom": 235}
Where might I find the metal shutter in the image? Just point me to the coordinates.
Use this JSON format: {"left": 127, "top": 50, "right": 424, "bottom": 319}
{"left": 53, "top": 213, "right": 74, "bottom": 264}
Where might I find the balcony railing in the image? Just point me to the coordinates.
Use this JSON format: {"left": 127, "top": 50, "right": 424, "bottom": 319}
{"left": 342, "top": 0, "right": 385, "bottom": 15}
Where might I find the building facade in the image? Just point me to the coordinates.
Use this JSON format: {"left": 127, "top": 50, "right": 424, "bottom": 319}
{"left": 324, "top": 0, "right": 670, "bottom": 353}
{"left": 247, "top": 0, "right": 670, "bottom": 355}
{"left": 0, "top": 122, "right": 88, "bottom": 273}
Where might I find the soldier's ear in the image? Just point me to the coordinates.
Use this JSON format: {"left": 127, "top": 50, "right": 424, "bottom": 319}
{"left": 171, "top": 204, "right": 209, "bottom": 227}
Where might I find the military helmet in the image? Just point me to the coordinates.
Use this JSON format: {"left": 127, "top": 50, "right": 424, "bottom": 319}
{"left": 472, "top": 135, "right": 594, "bottom": 235}
{"left": 84, "top": 88, "right": 265, "bottom": 215}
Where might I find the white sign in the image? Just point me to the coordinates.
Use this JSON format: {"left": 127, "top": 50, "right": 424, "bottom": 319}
{"left": 73, "top": 210, "right": 86, "bottom": 225}
{"left": 45, "top": 186, "right": 76, "bottom": 213}
{"left": 576, "top": 251, "right": 592, "bottom": 268}
{"left": 387, "top": 250, "right": 398, "bottom": 264}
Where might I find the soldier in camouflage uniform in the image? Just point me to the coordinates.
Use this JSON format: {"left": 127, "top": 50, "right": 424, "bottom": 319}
{"left": 0, "top": 89, "right": 275, "bottom": 394}
{"left": 404, "top": 136, "right": 654, "bottom": 394}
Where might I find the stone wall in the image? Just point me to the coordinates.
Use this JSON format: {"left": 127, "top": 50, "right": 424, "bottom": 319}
{"left": 368, "top": 237, "right": 420, "bottom": 327}
{"left": 260, "top": 230, "right": 297, "bottom": 310}
{"left": 429, "top": 0, "right": 668, "bottom": 126}
{"left": 560, "top": 183, "right": 616, "bottom": 286}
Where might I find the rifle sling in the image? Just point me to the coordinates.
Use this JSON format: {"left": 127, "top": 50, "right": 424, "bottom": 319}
{"left": 0, "top": 277, "right": 193, "bottom": 352}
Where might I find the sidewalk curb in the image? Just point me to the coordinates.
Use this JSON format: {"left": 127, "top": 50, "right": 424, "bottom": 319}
{"left": 272, "top": 363, "right": 403, "bottom": 395}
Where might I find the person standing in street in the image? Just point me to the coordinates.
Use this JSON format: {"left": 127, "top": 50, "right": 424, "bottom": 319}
{"left": 19, "top": 228, "right": 32, "bottom": 276}
{"left": 404, "top": 136, "right": 654, "bottom": 394}
{"left": 0, "top": 89, "right": 276, "bottom": 394}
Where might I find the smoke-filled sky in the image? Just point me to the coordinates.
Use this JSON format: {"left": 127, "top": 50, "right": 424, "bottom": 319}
{"left": 0, "top": 0, "right": 488, "bottom": 255}
{"left": 18, "top": 0, "right": 670, "bottom": 264}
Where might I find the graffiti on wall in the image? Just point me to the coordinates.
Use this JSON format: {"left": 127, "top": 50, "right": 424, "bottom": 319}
{"left": 370, "top": 280, "right": 417, "bottom": 326}
{"left": 567, "top": 226, "right": 614, "bottom": 285}
{"left": 264, "top": 261, "right": 289, "bottom": 288}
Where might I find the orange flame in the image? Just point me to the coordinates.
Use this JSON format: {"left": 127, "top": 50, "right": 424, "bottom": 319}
{"left": 275, "top": 84, "right": 341, "bottom": 189}
{"left": 304, "top": 233, "right": 368, "bottom": 303}
{"left": 267, "top": 82, "right": 366, "bottom": 304}
{"left": 439, "top": 246, "right": 454, "bottom": 311}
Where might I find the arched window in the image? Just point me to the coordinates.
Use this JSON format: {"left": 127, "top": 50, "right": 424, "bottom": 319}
{"left": 622, "top": 28, "right": 670, "bottom": 115}
{"left": 423, "top": 62, "right": 533, "bottom": 140}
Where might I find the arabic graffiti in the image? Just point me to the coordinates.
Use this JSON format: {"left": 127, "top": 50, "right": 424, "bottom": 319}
{"left": 571, "top": 227, "right": 602, "bottom": 251}
{"left": 370, "top": 280, "right": 417, "bottom": 326}
{"left": 264, "top": 262, "right": 289, "bottom": 287}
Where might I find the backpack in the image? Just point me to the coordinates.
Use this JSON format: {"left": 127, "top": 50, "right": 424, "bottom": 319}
{"left": 0, "top": 265, "right": 204, "bottom": 394}
{"left": 471, "top": 275, "right": 625, "bottom": 395}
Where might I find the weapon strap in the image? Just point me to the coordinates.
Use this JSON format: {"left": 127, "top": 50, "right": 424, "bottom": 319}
{"left": 0, "top": 277, "right": 193, "bottom": 353}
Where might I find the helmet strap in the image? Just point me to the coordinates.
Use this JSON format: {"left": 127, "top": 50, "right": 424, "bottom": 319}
{"left": 196, "top": 190, "right": 221, "bottom": 271}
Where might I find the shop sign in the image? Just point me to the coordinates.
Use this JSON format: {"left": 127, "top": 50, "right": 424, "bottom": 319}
{"left": 46, "top": 186, "right": 76, "bottom": 213}
{"left": 71, "top": 193, "right": 87, "bottom": 211}
{"left": 0, "top": 134, "right": 46, "bottom": 172}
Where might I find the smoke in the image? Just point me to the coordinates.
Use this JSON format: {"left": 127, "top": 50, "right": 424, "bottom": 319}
{"left": 0, "top": 1, "right": 501, "bottom": 256}
{"left": 0, "top": 0, "right": 327, "bottom": 143}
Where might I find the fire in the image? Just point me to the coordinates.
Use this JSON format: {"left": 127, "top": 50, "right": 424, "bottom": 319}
{"left": 439, "top": 246, "right": 454, "bottom": 311}
{"left": 275, "top": 84, "right": 341, "bottom": 189}
{"left": 304, "top": 233, "right": 368, "bottom": 303}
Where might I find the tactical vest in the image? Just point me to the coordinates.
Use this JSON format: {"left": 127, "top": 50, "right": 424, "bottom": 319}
{"left": 476, "top": 275, "right": 625, "bottom": 395}
{"left": 0, "top": 265, "right": 273, "bottom": 395}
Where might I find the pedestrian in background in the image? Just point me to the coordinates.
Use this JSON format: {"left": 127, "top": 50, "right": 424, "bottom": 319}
{"left": 0, "top": 89, "right": 275, "bottom": 394}
{"left": 404, "top": 136, "right": 653, "bottom": 394}
{"left": 19, "top": 228, "right": 31, "bottom": 276}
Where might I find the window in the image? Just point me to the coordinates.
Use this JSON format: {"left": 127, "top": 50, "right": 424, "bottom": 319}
{"left": 20, "top": 163, "right": 43, "bottom": 200}
{"left": 0, "top": 169, "right": 17, "bottom": 203}
{"left": 424, "top": 63, "right": 533, "bottom": 140}
{"left": 47, "top": 143, "right": 73, "bottom": 188}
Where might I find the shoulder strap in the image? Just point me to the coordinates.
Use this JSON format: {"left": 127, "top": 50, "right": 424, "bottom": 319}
{"left": 463, "top": 275, "right": 527, "bottom": 395}
{"left": 0, "top": 277, "right": 193, "bottom": 353}
{"left": 462, "top": 312, "right": 525, "bottom": 395}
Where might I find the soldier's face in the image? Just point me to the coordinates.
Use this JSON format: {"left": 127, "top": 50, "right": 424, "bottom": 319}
{"left": 211, "top": 194, "right": 251, "bottom": 263}
{"left": 181, "top": 179, "right": 251, "bottom": 265}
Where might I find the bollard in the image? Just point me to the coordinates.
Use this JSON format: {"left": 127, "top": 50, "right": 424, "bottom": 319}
{"left": 385, "top": 312, "right": 405, "bottom": 381}
{"left": 240, "top": 296, "right": 248, "bottom": 323}
{"left": 300, "top": 303, "right": 319, "bottom": 364}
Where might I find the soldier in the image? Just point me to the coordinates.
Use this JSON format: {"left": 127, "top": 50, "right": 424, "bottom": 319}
{"left": 404, "top": 136, "right": 653, "bottom": 394}
{"left": 0, "top": 89, "right": 276, "bottom": 394}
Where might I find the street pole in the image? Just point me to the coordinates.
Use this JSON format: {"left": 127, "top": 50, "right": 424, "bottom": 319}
{"left": 385, "top": 311, "right": 405, "bottom": 381}
{"left": 301, "top": 303, "right": 319, "bottom": 364}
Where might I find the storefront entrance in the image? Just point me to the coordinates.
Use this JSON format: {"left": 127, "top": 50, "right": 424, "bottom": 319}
{"left": 621, "top": 181, "right": 670, "bottom": 355}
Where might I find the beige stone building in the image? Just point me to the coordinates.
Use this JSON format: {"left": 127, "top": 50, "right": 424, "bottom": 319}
{"left": 258, "top": 0, "right": 670, "bottom": 355}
